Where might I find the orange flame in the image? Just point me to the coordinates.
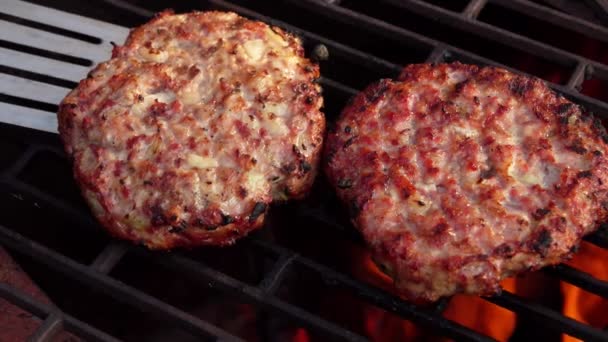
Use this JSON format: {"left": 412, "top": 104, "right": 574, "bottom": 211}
{"left": 561, "top": 242, "right": 608, "bottom": 342}
{"left": 442, "top": 278, "right": 517, "bottom": 342}
{"left": 287, "top": 239, "right": 607, "bottom": 342}
{"left": 351, "top": 246, "right": 423, "bottom": 340}
{"left": 351, "top": 247, "right": 519, "bottom": 341}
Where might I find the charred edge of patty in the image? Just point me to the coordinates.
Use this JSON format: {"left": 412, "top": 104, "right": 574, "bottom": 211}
{"left": 283, "top": 82, "right": 325, "bottom": 201}
{"left": 87, "top": 187, "right": 271, "bottom": 250}
{"left": 324, "top": 79, "right": 393, "bottom": 216}
{"left": 110, "top": 216, "right": 267, "bottom": 250}
{"left": 324, "top": 78, "right": 392, "bottom": 163}
{"left": 370, "top": 234, "right": 574, "bottom": 302}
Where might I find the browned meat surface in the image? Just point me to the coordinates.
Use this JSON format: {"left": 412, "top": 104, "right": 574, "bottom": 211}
{"left": 58, "top": 11, "right": 324, "bottom": 249}
{"left": 325, "top": 63, "right": 608, "bottom": 301}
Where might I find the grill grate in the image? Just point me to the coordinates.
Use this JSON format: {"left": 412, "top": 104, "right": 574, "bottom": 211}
{"left": 2, "top": 0, "right": 608, "bottom": 341}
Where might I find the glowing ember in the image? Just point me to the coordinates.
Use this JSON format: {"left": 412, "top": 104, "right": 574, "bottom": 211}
{"left": 292, "top": 327, "right": 310, "bottom": 342}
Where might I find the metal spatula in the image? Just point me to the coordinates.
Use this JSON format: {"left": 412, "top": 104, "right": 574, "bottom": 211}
{"left": 0, "top": 0, "right": 129, "bottom": 133}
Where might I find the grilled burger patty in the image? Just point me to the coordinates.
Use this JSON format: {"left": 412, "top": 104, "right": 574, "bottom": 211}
{"left": 58, "top": 11, "right": 324, "bottom": 249}
{"left": 325, "top": 63, "right": 608, "bottom": 301}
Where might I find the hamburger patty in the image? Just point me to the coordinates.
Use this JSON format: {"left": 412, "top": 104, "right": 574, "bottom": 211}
{"left": 58, "top": 11, "right": 324, "bottom": 249}
{"left": 325, "top": 63, "right": 608, "bottom": 301}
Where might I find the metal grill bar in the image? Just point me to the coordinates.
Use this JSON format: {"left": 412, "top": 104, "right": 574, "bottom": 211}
{"left": 318, "top": 77, "right": 358, "bottom": 97}
{"left": 258, "top": 253, "right": 296, "bottom": 294}
{"left": 90, "top": 243, "right": 128, "bottom": 274}
{"left": 0, "top": 283, "right": 48, "bottom": 321}
{"left": 0, "top": 177, "right": 99, "bottom": 229}
{"left": 585, "top": 229, "right": 608, "bottom": 248}
{"left": 3, "top": 145, "right": 40, "bottom": 177}
{"left": 487, "top": 291, "right": 608, "bottom": 341}
{"left": 430, "top": 297, "right": 450, "bottom": 315}
{"left": 209, "top": 0, "right": 402, "bottom": 76}
{"left": 546, "top": 264, "right": 608, "bottom": 298}
{"left": 28, "top": 312, "right": 63, "bottom": 342}
{"left": 283, "top": 0, "right": 435, "bottom": 52}
{"left": 146, "top": 251, "right": 372, "bottom": 342}
{"left": 426, "top": 46, "right": 448, "bottom": 63}
{"left": 0, "top": 224, "right": 245, "bottom": 342}
{"left": 462, "top": 0, "right": 488, "bottom": 19}
{"left": 567, "top": 62, "right": 588, "bottom": 89}
{"left": 290, "top": 208, "right": 608, "bottom": 340}
{"left": 209, "top": 0, "right": 608, "bottom": 128}
{"left": 250, "top": 240, "right": 494, "bottom": 341}
{"left": 281, "top": 0, "right": 608, "bottom": 119}
{"left": 384, "top": 0, "right": 603, "bottom": 69}
{"left": 0, "top": 284, "right": 120, "bottom": 342}
{"left": 494, "top": 0, "right": 608, "bottom": 40}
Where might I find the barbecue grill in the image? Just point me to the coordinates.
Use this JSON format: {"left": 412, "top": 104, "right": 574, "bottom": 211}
{"left": 2, "top": 0, "right": 608, "bottom": 341}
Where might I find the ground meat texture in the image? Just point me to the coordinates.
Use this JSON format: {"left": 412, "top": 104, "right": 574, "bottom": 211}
{"left": 325, "top": 62, "right": 608, "bottom": 302}
{"left": 58, "top": 11, "right": 324, "bottom": 249}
